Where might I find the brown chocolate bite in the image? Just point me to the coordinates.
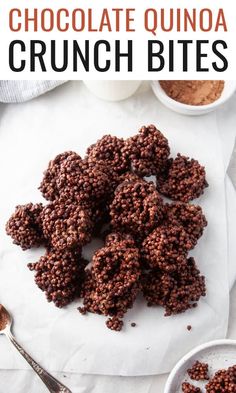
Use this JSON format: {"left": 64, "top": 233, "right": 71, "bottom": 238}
{"left": 6, "top": 203, "right": 44, "bottom": 250}
{"left": 166, "top": 202, "right": 207, "bottom": 248}
{"left": 40, "top": 200, "right": 93, "bottom": 250}
{"left": 110, "top": 179, "right": 165, "bottom": 241}
{"left": 205, "top": 365, "right": 236, "bottom": 393}
{"left": 80, "top": 271, "right": 140, "bottom": 331}
{"left": 39, "top": 151, "right": 80, "bottom": 201}
{"left": 187, "top": 361, "right": 209, "bottom": 381}
{"left": 79, "top": 242, "right": 141, "bottom": 330}
{"left": 123, "top": 125, "right": 170, "bottom": 176}
{"left": 141, "top": 268, "right": 175, "bottom": 308}
{"left": 87, "top": 134, "right": 129, "bottom": 175}
{"left": 141, "top": 224, "right": 192, "bottom": 272}
{"left": 142, "top": 257, "right": 206, "bottom": 315}
{"left": 182, "top": 382, "right": 201, "bottom": 393}
{"left": 28, "top": 249, "right": 87, "bottom": 307}
{"left": 40, "top": 151, "right": 110, "bottom": 207}
{"left": 57, "top": 156, "right": 110, "bottom": 206}
{"left": 106, "top": 317, "right": 124, "bottom": 331}
{"left": 156, "top": 154, "right": 208, "bottom": 202}
{"left": 92, "top": 242, "right": 140, "bottom": 288}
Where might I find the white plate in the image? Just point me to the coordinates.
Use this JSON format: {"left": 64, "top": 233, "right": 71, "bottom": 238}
{"left": 164, "top": 339, "right": 236, "bottom": 392}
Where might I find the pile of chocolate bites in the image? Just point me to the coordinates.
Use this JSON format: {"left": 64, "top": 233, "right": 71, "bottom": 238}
{"left": 182, "top": 361, "right": 236, "bottom": 393}
{"left": 6, "top": 125, "right": 208, "bottom": 331}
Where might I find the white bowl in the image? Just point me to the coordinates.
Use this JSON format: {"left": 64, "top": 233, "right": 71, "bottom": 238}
{"left": 164, "top": 339, "right": 236, "bottom": 393}
{"left": 151, "top": 81, "right": 236, "bottom": 116}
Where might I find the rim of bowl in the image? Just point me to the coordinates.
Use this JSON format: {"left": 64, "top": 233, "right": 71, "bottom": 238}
{"left": 164, "top": 339, "right": 236, "bottom": 393}
{"left": 152, "top": 81, "right": 236, "bottom": 111}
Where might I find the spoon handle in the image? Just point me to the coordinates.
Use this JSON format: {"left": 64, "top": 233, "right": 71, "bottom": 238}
{"left": 5, "top": 330, "right": 72, "bottom": 393}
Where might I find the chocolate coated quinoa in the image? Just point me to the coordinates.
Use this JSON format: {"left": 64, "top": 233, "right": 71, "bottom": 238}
{"left": 87, "top": 134, "right": 129, "bottom": 175}
{"left": 57, "top": 157, "right": 109, "bottom": 206}
{"left": 110, "top": 179, "right": 165, "bottom": 241}
{"left": 40, "top": 200, "right": 93, "bottom": 250}
{"left": 6, "top": 125, "right": 209, "bottom": 330}
{"left": 166, "top": 202, "right": 207, "bottom": 248}
{"left": 123, "top": 125, "right": 170, "bottom": 176}
{"left": 86, "top": 135, "right": 131, "bottom": 198}
{"left": 156, "top": 154, "right": 208, "bottom": 202}
{"left": 141, "top": 224, "right": 192, "bottom": 272}
{"left": 6, "top": 203, "right": 44, "bottom": 250}
{"left": 105, "top": 232, "right": 136, "bottom": 248}
{"left": 205, "top": 365, "right": 236, "bottom": 392}
{"left": 182, "top": 382, "right": 201, "bottom": 393}
{"left": 92, "top": 242, "right": 140, "bottom": 288}
{"left": 79, "top": 242, "right": 141, "bottom": 330}
{"left": 80, "top": 270, "right": 140, "bottom": 331}
{"left": 28, "top": 249, "right": 87, "bottom": 307}
{"left": 188, "top": 361, "right": 209, "bottom": 381}
{"left": 106, "top": 317, "right": 124, "bottom": 331}
{"left": 90, "top": 200, "right": 110, "bottom": 235}
{"left": 142, "top": 257, "right": 206, "bottom": 315}
{"left": 39, "top": 151, "right": 80, "bottom": 201}
{"left": 40, "top": 151, "right": 110, "bottom": 207}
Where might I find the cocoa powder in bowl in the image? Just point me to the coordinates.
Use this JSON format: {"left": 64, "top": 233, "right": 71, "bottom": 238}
{"left": 160, "top": 80, "right": 225, "bottom": 106}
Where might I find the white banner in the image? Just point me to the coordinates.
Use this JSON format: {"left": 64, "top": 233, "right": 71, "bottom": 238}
{"left": 0, "top": 0, "right": 235, "bottom": 79}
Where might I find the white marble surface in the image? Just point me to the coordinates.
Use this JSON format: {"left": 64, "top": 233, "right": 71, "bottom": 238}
{"left": 0, "top": 82, "right": 235, "bottom": 393}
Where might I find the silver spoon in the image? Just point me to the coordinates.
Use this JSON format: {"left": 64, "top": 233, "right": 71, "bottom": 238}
{"left": 0, "top": 304, "right": 72, "bottom": 393}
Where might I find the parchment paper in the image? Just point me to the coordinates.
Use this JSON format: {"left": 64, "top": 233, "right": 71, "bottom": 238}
{"left": 0, "top": 82, "right": 230, "bottom": 375}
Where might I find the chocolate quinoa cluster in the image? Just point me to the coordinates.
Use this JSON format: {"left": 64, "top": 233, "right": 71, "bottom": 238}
{"left": 187, "top": 361, "right": 209, "bottom": 381}
{"left": 28, "top": 249, "right": 87, "bottom": 307}
{"left": 41, "top": 151, "right": 109, "bottom": 206}
{"left": 142, "top": 224, "right": 192, "bottom": 272}
{"left": 166, "top": 202, "right": 207, "bottom": 248}
{"left": 6, "top": 203, "right": 44, "bottom": 250}
{"left": 6, "top": 125, "right": 208, "bottom": 330}
{"left": 118, "top": 171, "right": 141, "bottom": 185}
{"left": 110, "top": 179, "right": 165, "bottom": 241}
{"left": 56, "top": 156, "right": 110, "bottom": 205}
{"left": 86, "top": 135, "right": 130, "bottom": 197}
{"left": 182, "top": 382, "right": 201, "bottom": 393}
{"left": 79, "top": 240, "right": 141, "bottom": 330}
{"left": 205, "top": 365, "right": 236, "bottom": 392}
{"left": 156, "top": 154, "right": 208, "bottom": 202}
{"left": 182, "top": 363, "right": 236, "bottom": 393}
{"left": 39, "top": 151, "right": 79, "bottom": 201}
{"left": 104, "top": 231, "right": 136, "bottom": 248}
{"left": 142, "top": 258, "right": 206, "bottom": 315}
{"left": 87, "top": 134, "right": 129, "bottom": 175}
{"left": 40, "top": 200, "right": 93, "bottom": 250}
{"left": 123, "top": 125, "right": 170, "bottom": 176}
